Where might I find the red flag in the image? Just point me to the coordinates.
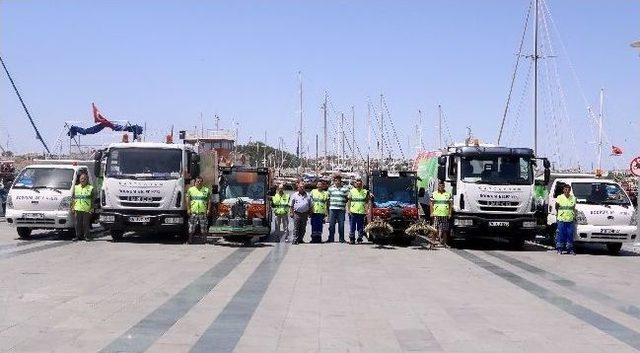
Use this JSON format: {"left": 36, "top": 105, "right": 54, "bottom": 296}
{"left": 611, "top": 145, "right": 623, "bottom": 156}
{"left": 92, "top": 103, "right": 115, "bottom": 128}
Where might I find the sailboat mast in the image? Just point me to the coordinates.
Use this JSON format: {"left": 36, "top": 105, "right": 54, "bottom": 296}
{"left": 351, "top": 105, "right": 355, "bottom": 165}
{"left": 438, "top": 104, "right": 443, "bottom": 149}
{"left": 597, "top": 88, "right": 604, "bottom": 172}
{"left": 323, "top": 94, "right": 328, "bottom": 169}
{"left": 298, "top": 71, "right": 303, "bottom": 160}
{"left": 379, "top": 94, "right": 384, "bottom": 160}
{"left": 533, "top": 0, "right": 539, "bottom": 155}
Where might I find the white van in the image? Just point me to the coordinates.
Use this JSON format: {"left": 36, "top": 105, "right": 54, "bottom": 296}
{"left": 5, "top": 160, "right": 97, "bottom": 239}
{"left": 547, "top": 177, "right": 637, "bottom": 254}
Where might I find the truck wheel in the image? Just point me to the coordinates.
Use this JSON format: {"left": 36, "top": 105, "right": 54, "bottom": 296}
{"left": 606, "top": 243, "right": 622, "bottom": 255}
{"left": 110, "top": 230, "right": 124, "bottom": 242}
{"left": 509, "top": 238, "right": 525, "bottom": 250}
{"left": 17, "top": 227, "right": 32, "bottom": 239}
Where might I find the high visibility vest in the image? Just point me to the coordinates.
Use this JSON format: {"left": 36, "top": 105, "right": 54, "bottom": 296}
{"left": 188, "top": 186, "right": 209, "bottom": 214}
{"left": 311, "top": 189, "right": 328, "bottom": 214}
{"left": 272, "top": 193, "right": 290, "bottom": 216}
{"left": 349, "top": 188, "right": 368, "bottom": 214}
{"left": 432, "top": 191, "right": 451, "bottom": 217}
{"left": 73, "top": 184, "right": 93, "bottom": 212}
{"left": 556, "top": 194, "right": 576, "bottom": 222}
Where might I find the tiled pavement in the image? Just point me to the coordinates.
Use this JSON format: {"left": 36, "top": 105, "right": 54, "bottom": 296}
{"left": 1, "top": 222, "right": 639, "bottom": 353}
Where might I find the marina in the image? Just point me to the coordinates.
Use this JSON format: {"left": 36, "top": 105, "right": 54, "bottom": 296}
{"left": 1, "top": 0, "right": 639, "bottom": 352}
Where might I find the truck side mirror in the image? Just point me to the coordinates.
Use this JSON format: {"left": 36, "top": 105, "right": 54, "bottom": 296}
{"left": 437, "top": 165, "right": 446, "bottom": 181}
{"left": 543, "top": 159, "right": 551, "bottom": 169}
{"left": 418, "top": 187, "right": 425, "bottom": 198}
{"left": 190, "top": 154, "right": 201, "bottom": 178}
{"left": 544, "top": 168, "right": 550, "bottom": 185}
{"left": 94, "top": 150, "right": 103, "bottom": 176}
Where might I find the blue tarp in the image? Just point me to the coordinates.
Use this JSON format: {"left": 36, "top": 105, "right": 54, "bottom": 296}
{"left": 68, "top": 123, "right": 143, "bottom": 139}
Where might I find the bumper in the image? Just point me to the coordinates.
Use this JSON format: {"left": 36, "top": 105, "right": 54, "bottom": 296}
{"left": 5, "top": 209, "right": 73, "bottom": 229}
{"left": 451, "top": 213, "right": 537, "bottom": 240}
{"left": 99, "top": 210, "right": 186, "bottom": 233}
{"left": 574, "top": 224, "right": 637, "bottom": 244}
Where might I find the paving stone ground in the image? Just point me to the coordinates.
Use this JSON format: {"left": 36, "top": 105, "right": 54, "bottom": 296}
{"left": 1, "top": 221, "right": 639, "bottom": 353}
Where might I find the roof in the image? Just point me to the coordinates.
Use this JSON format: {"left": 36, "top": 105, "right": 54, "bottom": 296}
{"left": 107, "top": 142, "right": 188, "bottom": 150}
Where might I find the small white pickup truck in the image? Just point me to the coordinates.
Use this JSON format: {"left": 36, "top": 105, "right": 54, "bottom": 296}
{"left": 5, "top": 160, "right": 97, "bottom": 239}
{"left": 547, "top": 177, "right": 637, "bottom": 255}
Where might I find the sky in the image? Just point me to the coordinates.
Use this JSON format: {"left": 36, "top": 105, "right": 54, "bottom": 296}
{"left": 1, "top": 0, "right": 638, "bottom": 170}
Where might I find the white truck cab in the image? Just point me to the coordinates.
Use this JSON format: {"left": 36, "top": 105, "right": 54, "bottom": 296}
{"left": 547, "top": 177, "right": 637, "bottom": 254}
{"left": 5, "top": 160, "right": 97, "bottom": 239}
{"left": 97, "top": 142, "right": 202, "bottom": 242}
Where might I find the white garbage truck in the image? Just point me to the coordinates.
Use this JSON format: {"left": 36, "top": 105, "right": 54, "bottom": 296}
{"left": 5, "top": 160, "right": 98, "bottom": 238}
{"left": 418, "top": 143, "right": 550, "bottom": 248}
{"left": 96, "top": 142, "right": 212, "bottom": 242}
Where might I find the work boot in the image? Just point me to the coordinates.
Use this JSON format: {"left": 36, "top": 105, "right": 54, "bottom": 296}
{"left": 339, "top": 237, "right": 345, "bottom": 243}
{"left": 357, "top": 237, "right": 363, "bottom": 244}
{"left": 326, "top": 237, "right": 334, "bottom": 243}
{"left": 567, "top": 248, "right": 576, "bottom": 255}
{"left": 349, "top": 237, "right": 356, "bottom": 245}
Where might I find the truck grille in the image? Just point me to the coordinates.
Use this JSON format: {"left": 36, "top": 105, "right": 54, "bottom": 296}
{"left": 15, "top": 218, "right": 56, "bottom": 225}
{"left": 590, "top": 233, "right": 628, "bottom": 240}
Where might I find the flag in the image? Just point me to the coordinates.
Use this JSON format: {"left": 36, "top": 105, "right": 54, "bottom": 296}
{"left": 92, "top": 103, "right": 115, "bottom": 128}
{"left": 611, "top": 145, "right": 623, "bottom": 156}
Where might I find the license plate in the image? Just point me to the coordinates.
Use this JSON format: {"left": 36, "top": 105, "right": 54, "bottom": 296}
{"left": 23, "top": 213, "right": 44, "bottom": 219}
{"left": 489, "top": 221, "right": 509, "bottom": 227}
{"left": 600, "top": 228, "right": 619, "bottom": 234}
{"left": 129, "top": 216, "right": 151, "bottom": 223}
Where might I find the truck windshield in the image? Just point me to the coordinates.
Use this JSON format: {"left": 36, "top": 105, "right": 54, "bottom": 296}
{"left": 219, "top": 172, "right": 267, "bottom": 202}
{"left": 460, "top": 156, "right": 533, "bottom": 185}
{"left": 372, "top": 176, "right": 415, "bottom": 207}
{"left": 13, "top": 168, "right": 75, "bottom": 190}
{"left": 106, "top": 148, "right": 182, "bottom": 179}
{"left": 572, "top": 182, "right": 631, "bottom": 206}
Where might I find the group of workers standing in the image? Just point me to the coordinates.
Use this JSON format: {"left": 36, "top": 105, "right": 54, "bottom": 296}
{"left": 272, "top": 174, "right": 369, "bottom": 244}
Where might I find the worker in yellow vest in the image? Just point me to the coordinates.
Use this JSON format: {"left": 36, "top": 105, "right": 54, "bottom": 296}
{"left": 186, "top": 176, "right": 210, "bottom": 244}
{"left": 310, "top": 180, "right": 329, "bottom": 243}
{"left": 555, "top": 184, "right": 577, "bottom": 254}
{"left": 347, "top": 177, "right": 369, "bottom": 244}
{"left": 430, "top": 180, "right": 452, "bottom": 246}
{"left": 272, "top": 184, "right": 290, "bottom": 239}
{"left": 71, "top": 172, "right": 94, "bottom": 241}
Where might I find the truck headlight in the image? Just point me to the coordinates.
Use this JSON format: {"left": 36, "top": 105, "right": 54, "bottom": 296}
{"left": 522, "top": 221, "right": 537, "bottom": 228}
{"left": 454, "top": 219, "right": 473, "bottom": 227}
{"left": 6, "top": 195, "right": 13, "bottom": 209}
{"left": 99, "top": 214, "right": 115, "bottom": 223}
{"left": 575, "top": 210, "right": 588, "bottom": 225}
{"left": 58, "top": 196, "right": 72, "bottom": 211}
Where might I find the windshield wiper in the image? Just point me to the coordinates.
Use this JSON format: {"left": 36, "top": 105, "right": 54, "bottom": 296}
{"left": 33, "top": 186, "right": 62, "bottom": 194}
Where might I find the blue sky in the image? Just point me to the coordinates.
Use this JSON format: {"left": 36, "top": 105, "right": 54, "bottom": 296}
{"left": 1, "top": 0, "right": 638, "bottom": 170}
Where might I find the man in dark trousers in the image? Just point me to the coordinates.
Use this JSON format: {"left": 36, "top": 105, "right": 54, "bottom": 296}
{"left": 71, "top": 172, "right": 94, "bottom": 241}
{"left": 289, "top": 181, "right": 312, "bottom": 244}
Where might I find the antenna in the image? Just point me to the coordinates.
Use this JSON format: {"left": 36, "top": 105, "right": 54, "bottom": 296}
{"left": 322, "top": 94, "right": 328, "bottom": 169}
{"left": 297, "top": 71, "right": 303, "bottom": 160}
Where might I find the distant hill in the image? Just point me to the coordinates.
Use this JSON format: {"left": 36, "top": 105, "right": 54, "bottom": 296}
{"left": 235, "top": 142, "right": 301, "bottom": 168}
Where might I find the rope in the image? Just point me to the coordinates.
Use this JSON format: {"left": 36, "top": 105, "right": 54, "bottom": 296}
{"left": 380, "top": 95, "right": 406, "bottom": 159}
{"left": 498, "top": 0, "right": 533, "bottom": 145}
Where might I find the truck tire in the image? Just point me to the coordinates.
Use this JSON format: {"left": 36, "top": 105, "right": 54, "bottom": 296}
{"left": 17, "top": 227, "right": 32, "bottom": 239}
{"left": 606, "top": 243, "right": 622, "bottom": 255}
{"left": 110, "top": 230, "right": 124, "bottom": 242}
{"left": 509, "top": 238, "right": 525, "bottom": 250}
